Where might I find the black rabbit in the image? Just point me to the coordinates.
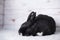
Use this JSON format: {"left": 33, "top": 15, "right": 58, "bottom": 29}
{"left": 18, "top": 12, "right": 56, "bottom": 36}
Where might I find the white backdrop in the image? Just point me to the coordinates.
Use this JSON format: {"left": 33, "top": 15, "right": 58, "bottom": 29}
{"left": 0, "top": 0, "right": 4, "bottom": 29}
{"left": 4, "top": 0, "right": 60, "bottom": 30}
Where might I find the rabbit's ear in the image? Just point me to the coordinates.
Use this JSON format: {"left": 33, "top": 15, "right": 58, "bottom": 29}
{"left": 27, "top": 11, "right": 36, "bottom": 21}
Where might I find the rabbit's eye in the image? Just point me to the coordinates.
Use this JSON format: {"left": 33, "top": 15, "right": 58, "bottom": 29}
{"left": 31, "top": 13, "right": 34, "bottom": 15}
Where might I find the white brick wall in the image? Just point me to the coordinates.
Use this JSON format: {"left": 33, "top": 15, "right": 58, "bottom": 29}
{"left": 0, "top": 0, "right": 4, "bottom": 29}
{"left": 4, "top": 0, "right": 60, "bottom": 30}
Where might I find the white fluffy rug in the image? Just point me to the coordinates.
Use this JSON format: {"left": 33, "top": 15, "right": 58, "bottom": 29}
{"left": 0, "top": 28, "right": 60, "bottom": 40}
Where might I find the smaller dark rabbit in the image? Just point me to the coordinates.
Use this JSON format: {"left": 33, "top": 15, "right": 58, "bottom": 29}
{"left": 18, "top": 12, "right": 56, "bottom": 36}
